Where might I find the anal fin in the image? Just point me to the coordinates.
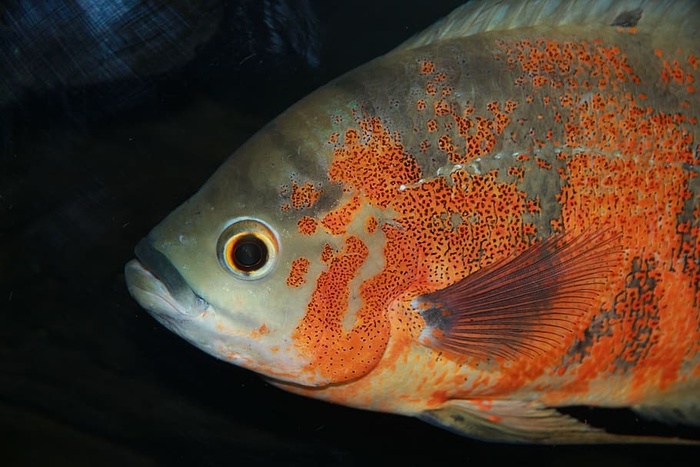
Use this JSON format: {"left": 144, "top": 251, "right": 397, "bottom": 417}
{"left": 419, "top": 399, "right": 700, "bottom": 444}
{"left": 633, "top": 383, "right": 700, "bottom": 429}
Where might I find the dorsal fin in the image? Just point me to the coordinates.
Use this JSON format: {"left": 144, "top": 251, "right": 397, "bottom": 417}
{"left": 395, "top": 0, "right": 700, "bottom": 52}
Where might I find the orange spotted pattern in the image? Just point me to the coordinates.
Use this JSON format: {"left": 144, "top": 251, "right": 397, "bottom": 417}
{"left": 365, "top": 215, "right": 378, "bottom": 234}
{"left": 282, "top": 32, "right": 699, "bottom": 403}
{"left": 292, "top": 236, "right": 391, "bottom": 381}
{"left": 289, "top": 116, "right": 537, "bottom": 383}
{"left": 321, "top": 194, "right": 362, "bottom": 235}
{"left": 415, "top": 61, "right": 519, "bottom": 165}
{"left": 284, "top": 181, "right": 323, "bottom": 210}
{"left": 328, "top": 124, "right": 421, "bottom": 207}
{"left": 286, "top": 257, "right": 311, "bottom": 287}
{"left": 484, "top": 38, "right": 700, "bottom": 399}
{"left": 297, "top": 216, "right": 318, "bottom": 236}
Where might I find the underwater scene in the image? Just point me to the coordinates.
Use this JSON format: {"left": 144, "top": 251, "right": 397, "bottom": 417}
{"left": 2, "top": 0, "right": 699, "bottom": 465}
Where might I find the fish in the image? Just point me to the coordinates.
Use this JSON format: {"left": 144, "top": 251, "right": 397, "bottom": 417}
{"left": 125, "top": 0, "right": 700, "bottom": 444}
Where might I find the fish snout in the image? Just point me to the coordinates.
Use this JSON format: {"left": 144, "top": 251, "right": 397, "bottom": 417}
{"left": 126, "top": 238, "right": 208, "bottom": 317}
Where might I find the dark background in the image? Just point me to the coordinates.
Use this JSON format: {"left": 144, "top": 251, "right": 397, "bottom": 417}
{"left": 1, "top": 1, "right": 697, "bottom": 465}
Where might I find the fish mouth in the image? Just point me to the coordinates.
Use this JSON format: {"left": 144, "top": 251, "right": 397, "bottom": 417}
{"left": 125, "top": 237, "right": 209, "bottom": 317}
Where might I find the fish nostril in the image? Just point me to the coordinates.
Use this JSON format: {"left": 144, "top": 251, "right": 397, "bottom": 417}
{"left": 134, "top": 237, "right": 208, "bottom": 314}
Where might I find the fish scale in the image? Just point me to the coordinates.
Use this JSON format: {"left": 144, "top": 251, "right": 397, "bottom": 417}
{"left": 125, "top": 0, "right": 700, "bottom": 443}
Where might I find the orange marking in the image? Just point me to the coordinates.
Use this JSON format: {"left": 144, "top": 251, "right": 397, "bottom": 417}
{"left": 526, "top": 197, "right": 541, "bottom": 214}
{"left": 320, "top": 243, "right": 336, "bottom": 265}
{"left": 508, "top": 166, "right": 525, "bottom": 181}
{"left": 321, "top": 195, "right": 362, "bottom": 235}
{"left": 293, "top": 236, "right": 389, "bottom": 382}
{"left": 297, "top": 216, "right": 318, "bottom": 235}
{"left": 420, "top": 60, "right": 435, "bottom": 75}
{"left": 287, "top": 258, "right": 311, "bottom": 288}
{"left": 535, "top": 158, "right": 552, "bottom": 170}
{"left": 251, "top": 324, "right": 270, "bottom": 338}
{"left": 365, "top": 215, "right": 378, "bottom": 234}
{"left": 426, "top": 390, "right": 448, "bottom": 406}
{"left": 328, "top": 118, "right": 421, "bottom": 208}
{"left": 689, "top": 54, "right": 699, "bottom": 71}
{"left": 289, "top": 35, "right": 700, "bottom": 405}
{"left": 434, "top": 99, "right": 451, "bottom": 116}
{"left": 290, "top": 181, "right": 323, "bottom": 210}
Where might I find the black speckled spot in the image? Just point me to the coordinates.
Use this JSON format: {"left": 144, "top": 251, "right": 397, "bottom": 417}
{"left": 611, "top": 8, "right": 642, "bottom": 27}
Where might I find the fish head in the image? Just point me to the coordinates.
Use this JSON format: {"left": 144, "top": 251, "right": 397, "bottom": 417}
{"left": 125, "top": 90, "right": 351, "bottom": 387}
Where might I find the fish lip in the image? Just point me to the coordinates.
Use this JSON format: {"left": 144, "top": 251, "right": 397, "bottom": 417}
{"left": 128, "top": 237, "right": 209, "bottom": 316}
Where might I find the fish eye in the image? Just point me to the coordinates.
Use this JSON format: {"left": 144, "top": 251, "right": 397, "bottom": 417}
{"left": 233, "top": 235, "right": 266, "bottom": 271}
{"left": 217, "top": 218, "right": 279, "bottom": 279}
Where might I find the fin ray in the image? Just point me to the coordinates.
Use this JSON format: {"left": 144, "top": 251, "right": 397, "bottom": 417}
{"left": 396, "top": 0, "right": 700, "bottom": 52}
{"left": 418, "top": 230, "right": 620, "bottom": 360}
{"left": 420, "top": 399, "right": 700, "bottom": 444}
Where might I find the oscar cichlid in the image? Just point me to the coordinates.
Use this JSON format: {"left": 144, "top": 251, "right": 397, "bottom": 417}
{"left": 126, "top": 0, "right": 700, "bottom": 443}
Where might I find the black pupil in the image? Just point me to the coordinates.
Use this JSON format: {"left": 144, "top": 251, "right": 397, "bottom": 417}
{"left": 233, "top": 236, "right": 267, "bottom": 271}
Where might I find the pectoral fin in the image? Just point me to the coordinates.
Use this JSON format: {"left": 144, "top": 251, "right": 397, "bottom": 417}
{"left": 417, "top": 230, "right": 620, "bottom": 360}
{"left": 419, "top": 399, "right": 699, "bottom": 444}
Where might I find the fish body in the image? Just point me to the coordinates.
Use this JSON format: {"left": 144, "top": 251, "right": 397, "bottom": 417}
{"left": 125, "top": 0, "right": 700, "bottom": 443}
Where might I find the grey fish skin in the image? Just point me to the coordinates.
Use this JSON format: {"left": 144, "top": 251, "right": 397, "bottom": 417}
{"left": 126, "top": 0, "right": 700, "bottom": 444}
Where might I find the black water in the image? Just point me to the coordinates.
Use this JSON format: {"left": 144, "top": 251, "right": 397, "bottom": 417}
{"left": 1, "top": 1, "right": 697, "bottom": 465}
